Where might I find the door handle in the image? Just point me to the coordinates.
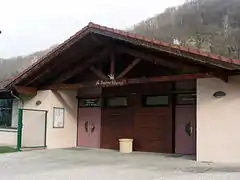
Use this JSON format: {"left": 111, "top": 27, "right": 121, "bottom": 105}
{"left": 185, "top": 122, "right": 192, "bottom": 136}
{"left": 189, "top": 125, "right": 193, "bottom": 135}
{"left": 84, "top": 121, "right": 88, "bottom": 132}
{"left": 91, "top": 122, "right": 95, "bottom": 133}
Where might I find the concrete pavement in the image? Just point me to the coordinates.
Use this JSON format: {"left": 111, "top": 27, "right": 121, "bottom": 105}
{"left": 0, "top": 148, "right": 240, "bottom": 179}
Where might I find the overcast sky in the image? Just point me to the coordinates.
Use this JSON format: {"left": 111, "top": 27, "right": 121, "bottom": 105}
{"left": 0, "top": 0, "right": 185, "bottom": 58}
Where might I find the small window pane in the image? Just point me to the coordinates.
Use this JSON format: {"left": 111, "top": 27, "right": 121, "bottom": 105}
{"left": 106, "top": 97, "right": 127, "bottom": 107}
{"left": 144, "top": 96, "right": 169, "bottom": 106}
{"left": 0, "top": 99, "right": 13, "bottom": 127}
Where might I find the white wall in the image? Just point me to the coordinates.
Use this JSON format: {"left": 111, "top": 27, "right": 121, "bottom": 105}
{"left": 0, "top": 129, "right": 17, "bottom": 146}
{"left": 23, "top": 90, "right": 78, "bottom": 149}
{"left": 197, "top": 76, "right": 240, "bottom": 163}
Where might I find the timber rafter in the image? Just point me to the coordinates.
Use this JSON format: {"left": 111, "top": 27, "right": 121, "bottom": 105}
{"left": 116, "top": 45, "right": 202, "bottom": 72}
{"left": 117, "top": 58, "right": 141, "bottom": 79}
{"left": 90, "top": 66, "right": 109, "bottom": 80}
{"left": 14, "top": 85, "right": 37, "bottom": 96}
{"left": 53, "top": 48, "right": 110, "bottom": 83}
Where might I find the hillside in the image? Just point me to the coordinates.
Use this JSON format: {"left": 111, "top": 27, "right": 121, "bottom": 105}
{"left": 1, "top": 0, "right": 240, "bottom": 83}
{"left": 0, "top": 45, "right": 57, "bottom": 83}
{"left": 131, "top": 0, "right": 240, "bottom": 59}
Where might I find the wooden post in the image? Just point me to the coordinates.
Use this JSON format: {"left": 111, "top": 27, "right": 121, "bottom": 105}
{"left": 110, "top": 52, "right": 115, "bottom": 75}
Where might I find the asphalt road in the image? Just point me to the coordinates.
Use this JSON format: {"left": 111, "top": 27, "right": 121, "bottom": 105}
{"left": 0, "top": 148, "right": 240, "bottom": 179}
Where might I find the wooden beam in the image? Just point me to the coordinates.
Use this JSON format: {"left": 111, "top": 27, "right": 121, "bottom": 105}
{"left": 126, "top": 73, "right": 212, "bottom": 85}
{"left": 213, "top": 71, "right": 229, "bottom": 83}
{"left": 14, "top": 86, "right": 37, "bottom": 96}
{"left": 116, "top": 46, "right": 181, "bottom": 69}
{"left": 45, "top": 83, "right": 85, "bottom": 90}
{"left": 53, "top": 48, "right": 109, "bottom": 83}
{"left": 90, "top": 66, "right": 108, "bottom": 80}
{"left": 26, "top": 46, "right": 109, "bottom": 86}
{"left": 44, "top": 73, "right": 212, "bottom": 90}
{"left": 116, "top": 45, "right": 204, "bottom": 73}
{"left": 220, "top": 75, "right": 228, "bottom": 83}
{"left": 110, "top": 52, "right": 115, "bottom": 75}
{"left": 117, "top": 59, "right": 141, "bottom": 79}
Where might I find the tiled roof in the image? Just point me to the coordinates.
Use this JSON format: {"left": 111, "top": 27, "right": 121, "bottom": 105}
{"left": 5, "top": 22, "right": 240, "bottom": 88}
{"left": 0, "top": 79, "right": 11, "bottom": 89}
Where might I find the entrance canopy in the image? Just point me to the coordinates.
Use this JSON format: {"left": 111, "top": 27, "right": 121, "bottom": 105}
{"left": 5, "top": 22, "right": 240, "bottom": 93}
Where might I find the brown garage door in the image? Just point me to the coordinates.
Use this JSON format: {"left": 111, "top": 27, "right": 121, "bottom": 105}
{"left": 101, "top": 95, "right": 172, "bottom": 153}
{"left": 101, "top": 108, "right": 133, "bottom": 149}
{"left": 134, "top": 95, "right": 172, "bottom": 153}
{"left": 134, "top": 107, "right": 172, "bottom": 153}
{"left": 101, "top": 97, "right": 133, "bottom": 149}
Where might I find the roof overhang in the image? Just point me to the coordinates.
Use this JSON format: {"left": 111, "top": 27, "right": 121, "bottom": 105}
{"left": 5, "top": 22, "right": 240, "bottom": 89}
{"left": 0, "top": 89, "right": 17, "bottom": 99}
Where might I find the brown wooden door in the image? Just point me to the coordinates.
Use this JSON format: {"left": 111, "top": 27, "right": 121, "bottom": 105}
{"left": 175, "top": 105, "right": 196, "bottom": 155}
{"left": 77, "top": 108, "right": 101, "bottom": 148}
{"left": 134, "top": 107, "right": 172, "bottom": 153}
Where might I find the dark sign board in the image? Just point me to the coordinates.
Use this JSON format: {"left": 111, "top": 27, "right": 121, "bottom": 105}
{"left": 78, "top": 98, "right": 101, "bottom": 107}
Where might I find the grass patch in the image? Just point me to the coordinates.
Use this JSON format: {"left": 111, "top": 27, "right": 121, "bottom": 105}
{"left": 0, "top": 146, "right": 17, "bottom": 154}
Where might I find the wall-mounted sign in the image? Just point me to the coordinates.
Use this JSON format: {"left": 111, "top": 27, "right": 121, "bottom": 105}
{"left": 96, "top": 74, "right": 127, "bottom": 87}
{"left": 96, "top": 80, "right": 126, "bottom": 87}
{"left": 53, "top": 107, "right": 65, "bottom": 128}
{"left": 79, "top": 98, "right": 101, "bottom": 107}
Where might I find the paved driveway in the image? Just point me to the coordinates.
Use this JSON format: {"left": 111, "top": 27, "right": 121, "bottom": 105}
{"left": 0, "top": 148, "right": 240, "bottom": 179}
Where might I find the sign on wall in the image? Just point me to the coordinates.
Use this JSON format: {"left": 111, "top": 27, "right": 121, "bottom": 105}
{"left": 96, "top": 74, "right": 126, "bottom": 87}
{"left": 78, "top": 98, "right": 101, "bottom": 107}
{"left": 53, "top": 107, "right": 65, "bottom": 128}
{"left": 96, "top": 80, "right": 126, "bottom": 87}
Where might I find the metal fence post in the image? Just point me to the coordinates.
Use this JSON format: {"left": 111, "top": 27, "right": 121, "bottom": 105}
{"left": 17, "top": 109, "right": 23, "bottom": 151}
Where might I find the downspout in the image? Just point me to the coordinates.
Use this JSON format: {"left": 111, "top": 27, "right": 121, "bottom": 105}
{"left": 10, "top": 90, "right": 24, "bottom": 108}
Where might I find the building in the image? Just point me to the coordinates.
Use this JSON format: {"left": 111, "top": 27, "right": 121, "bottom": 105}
{"left": 1, "top": 22, "right": 240, "bottom": 163}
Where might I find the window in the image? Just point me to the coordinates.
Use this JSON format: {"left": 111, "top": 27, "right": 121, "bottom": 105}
{"left": 143, "top": 95, "right": 169, "bottom": 107}
{"left": 176, "top": 93, "right": 196, "bottom": 105}
{"left": 0, "top": 99, "right": 13, "bottom": 128}
{"left": 105, "top": 97, "right": 128, "bottom": 107}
